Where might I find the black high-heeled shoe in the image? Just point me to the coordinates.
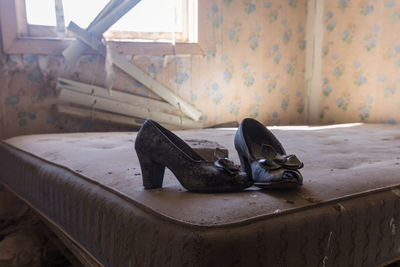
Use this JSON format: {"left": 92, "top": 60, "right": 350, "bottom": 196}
{"left": 135, "top": 119, "right": 252, "bottom": 193}
{"left": 234, "top": 118, "right": 303, "bottom": 189}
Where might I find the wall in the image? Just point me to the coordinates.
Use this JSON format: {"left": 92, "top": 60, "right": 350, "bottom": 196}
{"left": 318, "top": 0, "right": 400, "bottom": 124}
{"left": 0, "top": 0, "right": 308, "bottom": 140}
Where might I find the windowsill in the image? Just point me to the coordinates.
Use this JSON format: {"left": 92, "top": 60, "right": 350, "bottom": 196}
{"left": 3, "top": 36, "right": 204, "bottom": 56}
{"left": 0, "top": 0, "right": 205, "bottom": 56}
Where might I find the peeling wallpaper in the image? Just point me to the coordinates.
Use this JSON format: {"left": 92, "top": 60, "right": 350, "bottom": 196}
{"left": 319, "top": 0, "right": 400, "bottom": 124}
{"left": 0, "top": 0, "right": 308, "bottom": 139}
{"left": 1, "top": 0, "right": 399, "bottom": 141}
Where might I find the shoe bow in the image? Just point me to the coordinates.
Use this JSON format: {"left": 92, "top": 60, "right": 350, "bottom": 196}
{"left": 258, "top": 145, "right": 304, "bottom": 170}
{"left": 213, "top": 148, "right": 241, "bottom": 175}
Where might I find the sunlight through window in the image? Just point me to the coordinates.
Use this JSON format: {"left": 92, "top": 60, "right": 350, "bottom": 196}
{"left": 26, "top": 0, "right": 56, "bottom": 26}
{"left": 25, "top": 0, "right": 188, "bottom": 40}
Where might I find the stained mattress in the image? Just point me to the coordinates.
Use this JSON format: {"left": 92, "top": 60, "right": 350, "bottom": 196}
{"left": 1, "top": 123, "right": 400, "bottom": 266}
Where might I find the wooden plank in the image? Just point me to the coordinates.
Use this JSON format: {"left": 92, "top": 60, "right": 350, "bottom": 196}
{"left": 15, "top": 0, "right": 28, "bottom": 35}
{"left": 55, "top": 105, "right": 183, "bottom": 130}
{"left": 305, "top": 0, "right": 324, "bottom": 124}
{"left": 110, "top": 40, "right": 203, "bottom": 56}
{"left": 57, "top": 77, "right": 182, "bottom": 116}
{"left": 90, "top": 0, "right": 124, "bottom": 27}
{"left": 188, "top": 0, "right": 198, "bottom": 43}
{"left": 78, "top": 0, "right": 142, "bottom": 35}
{"left": 57, "top": 83, "right": 182, "bottom": 115}
{"left": 62, "top": 0, "right": 123, "bottom": 64}
{"left": 4, "top": 38, "right": 71, "bottom": 55}
{"left": 55, "top": 104, "right": 142, "bottom": 127}
{"left": 62, "top": 0, "right": 141, "bottom": 65}
{"left": 58, "top": 88, "right": 203, "bottom": 129}
{"left": 0, "top": 0, "right": 19, "bottom": 52}
{"left": 67, "top": 22, "right": 203, "bottom": 121}
{"left": 54, "top": 0, "right": 65, "bottom": 33}
{"left": 4, "top": 37, "right": 203, "bottom": 56}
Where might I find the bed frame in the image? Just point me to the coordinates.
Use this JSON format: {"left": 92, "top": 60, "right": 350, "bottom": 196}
{"left": 1, "top": 124, "right": 400, "bottom": 266}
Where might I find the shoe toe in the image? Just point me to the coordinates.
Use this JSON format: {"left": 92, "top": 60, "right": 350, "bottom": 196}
{"left": 282, "top": 170, "right": 302, "bottom": 184}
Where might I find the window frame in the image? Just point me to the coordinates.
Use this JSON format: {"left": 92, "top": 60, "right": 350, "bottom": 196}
{"left": 0, "top": 0, "right": 205, "bottom": 55}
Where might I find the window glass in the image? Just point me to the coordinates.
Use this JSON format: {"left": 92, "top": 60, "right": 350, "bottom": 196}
{"left": 25, "top": 0, "right": 56, "bottom": 26}
{"left": 26, "top": 0, "right": 183, "bottom": 33}
{"left": 62, "top": 0, "right": 110, "bottom": 29}
{"left": 110, "top": 0, "right": 182, "bottom": 32}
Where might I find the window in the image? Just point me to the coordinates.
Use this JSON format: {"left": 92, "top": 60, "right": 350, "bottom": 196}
{"left": 0, "top": 0, "right": 203, "bottom": 55}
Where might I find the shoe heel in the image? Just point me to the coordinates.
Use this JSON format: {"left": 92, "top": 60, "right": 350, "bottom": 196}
{"left": 137, "top": 152, "right": 166, "bottom": 189}
{"left": 238, "top": 154, "right": 252, "bottom": 179}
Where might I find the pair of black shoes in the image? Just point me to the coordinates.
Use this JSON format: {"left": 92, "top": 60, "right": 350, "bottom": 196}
{"left": 135, "top": 118, "right": 303, "bottom": 193}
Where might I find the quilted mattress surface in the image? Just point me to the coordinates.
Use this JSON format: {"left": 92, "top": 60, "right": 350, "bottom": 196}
{"left": 1, "top": 123, "right": 400, "bottom": 266}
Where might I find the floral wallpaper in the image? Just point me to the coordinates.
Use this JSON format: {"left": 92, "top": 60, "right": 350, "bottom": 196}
{"left": 319, "top": 0, "right": 400, "bottom": 125}
{"left": 1, "top": 0, "right": 398, "bottom": 141}
{"left": 0, "top": 0, "right": 308, "bottom": 140}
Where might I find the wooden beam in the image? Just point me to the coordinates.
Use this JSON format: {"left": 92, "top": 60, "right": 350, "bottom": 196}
{"left": 62, "top": 0, "right": 122, "bottom": 63}
{"left": 55, "top": 105, "right": 183, "bottom": 130}
{"left": 3, "top": 37, "right": 203, "bottom": 55}
{"left": 54, "top": 0, "right": 65, "bottom": 33}
{"left": 55, "top": 104, "right": 142, "bottom": 127}
{"left": 58, "top": 88, "right": 203, "bottom": 129}
{"left": 90, "top": 0, "right": 124, "bottom": 27}
{"left": 57, "top": 77, "right": 182, "bottom": 116}
{"left": 62, "top": 0, "right": 141, "bottom": 65}
{"left": 305, "top": 0, "right": 324, "bottom": 124}
{"left": 111, "top": 41, "right": 204, "bottom": 55}
{"left": 77, "top": 0, "right": 142, "bottom": 35}
{"left": 15, "top": 0, "right": 28, "bottom": 35}
{"left": 67, "top": 22, "right": 203, "bottom": 122}
{"left": 0, "top": 0, "right": 19, "bottom": 52}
